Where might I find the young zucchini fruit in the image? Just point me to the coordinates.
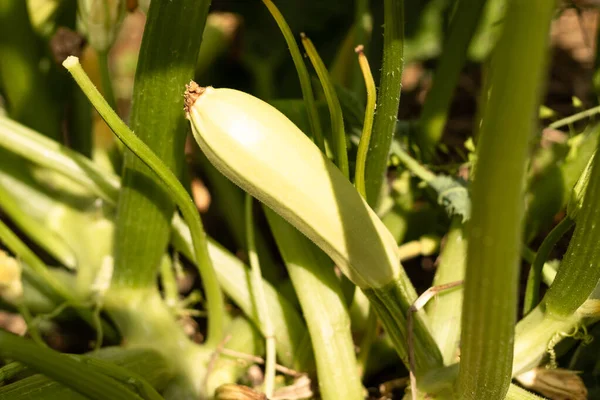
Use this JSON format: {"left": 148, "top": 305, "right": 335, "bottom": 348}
{"left": 185, "top": 82, "right": 400, "bottom": 290}
{"left": 185, "top": 82, "right": 443, "bottom": 379}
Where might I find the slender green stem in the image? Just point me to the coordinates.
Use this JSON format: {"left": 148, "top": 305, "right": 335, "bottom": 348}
{"left": 364, "top": 0, "right": 404, "bottom": 208}
{"left": 544, "top": 149, "right": 600, "bottom": 316}
{"left": 63, "top": 57, "right": 225, "bottom": 346}
{"left": 457, "top": 2, "right": 554, "bottom": 398}
{"left": 301, "top": 34, "right": 349, "bottom": 179}
{"left": 523, "top": 217, "right": 574, "bottom": 315}
{"left": 417, "top": 0, "right": 487, "bottom": 161}
{"left": 261, "top": 0, "right": 326, "bottom": 154}
{"left": 0, "top": 330, "right": 142, "bottom": 400}
{"left": 16, "top": 303, "right": 45, "bottom": 348}
{"left": 391, "top": 143, "right": 438, "bottom": 182}
{"left": 354, "top": 45, "right": 377, "bottom": 200}
{"left": 0, "top": 183, "right": 76, "bottom": 269}
{"left": 0, "top": 219, "right": 73, "bottom": 304}
{"left": 97, "top": 50, "right": 117, "bottom": 112}
{"left": 245, "top": 196, "right": 276, "bottom": 398}
{"left": 548, "top": 104, "right": 600, "bottom": 129}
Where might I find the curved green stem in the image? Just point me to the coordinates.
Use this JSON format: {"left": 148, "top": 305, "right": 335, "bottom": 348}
{"left": 457, "top": 1, "right": 555, "bottom": 398}
{"left": 245, "top": 195, "right": 276, "bottom": 398}
{"left": 63, "top": 57, "right": 225, "bottom": 347}
{"left": 523, "top": 217, "right": 574, "bottom": 315}
{"left": 354, "top": 45, "right": 377, "bottom": 200}
{"left": 261, "top": 0, "right": 326, "bottom": 153}
{"left": 544, "top": 149, "right": 600, "bottom": 316}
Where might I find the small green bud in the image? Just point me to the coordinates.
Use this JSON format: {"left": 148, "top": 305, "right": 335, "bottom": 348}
{"left": 77, "top": 0, "right": 127, "bottom": 52}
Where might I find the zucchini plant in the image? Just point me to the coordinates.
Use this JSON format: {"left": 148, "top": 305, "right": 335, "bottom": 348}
{"left": 0, "top": 0, "right": 599, "bottom": 399}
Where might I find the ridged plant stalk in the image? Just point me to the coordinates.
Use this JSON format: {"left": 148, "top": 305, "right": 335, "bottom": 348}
{"left": 265, "top": 208, "right": 363, "bottom": 400}
{"left": 0, "top": 331, "right": 147, "bottom": 400}
{"left": 543, "top": 149, "right": 600, "bottom": 316}
{"left": 111, "top": 0, "right": 210, "bottom": 291}
{"left": 417, "top": 0, "right": 488, "bottom": 161}
{"left": 364, "top": 0, "right": 404, "bottom": 208}
{"left": 457, "top": 1, "right": 555, "bottom": 399}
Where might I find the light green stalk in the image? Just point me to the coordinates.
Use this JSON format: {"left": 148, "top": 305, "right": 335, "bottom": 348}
{"left": 457, "top": 1, "right": 555, "bottom": 398}
{"left": 265, "top": 208, "right": 363, "bottom": 400}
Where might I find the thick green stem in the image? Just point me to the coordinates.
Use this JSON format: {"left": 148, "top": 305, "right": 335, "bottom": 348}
{"left": 364, "top": 0, "right": 404, "bottom": 208}
{"left": 457, "top": 2, "right": 554, "bottom": 398}
{"left": 63, "top": 58, "right": 224, "bottom": 347}
{"left": 265, "top": 208, "right": 363, "bottom": 400}
{"left": 0, "top": 347, "right": 173, "bottom": 399}
{"left": 0, "top": 331, "right": 142, "bottom": 400}
{"left": 544, "top": 151, "right": 600, "bottom": 316}
{"left": 417, "top": 0, "right": 488, "bottom": 161}
{"left": 111, "top": 0, "right": 210, "bottom": 290}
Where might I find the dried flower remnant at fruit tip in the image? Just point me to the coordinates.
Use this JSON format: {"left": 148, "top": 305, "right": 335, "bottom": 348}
{"left": 184, "top": 81, "right": 207, "bottom": 117}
